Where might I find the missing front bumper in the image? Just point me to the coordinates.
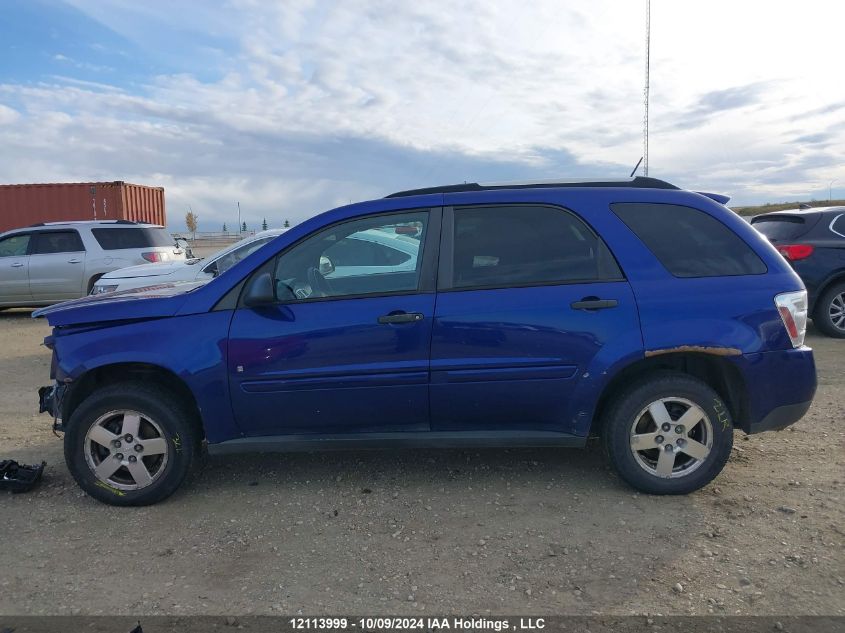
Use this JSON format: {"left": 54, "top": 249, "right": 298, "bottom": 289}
{"left": 38, "top": 383, "right": 67, "bottom": 432}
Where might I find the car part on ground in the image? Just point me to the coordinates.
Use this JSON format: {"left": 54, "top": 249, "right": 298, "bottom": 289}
{"left": 0, "top": 459, "right": 46, "bottom": 493}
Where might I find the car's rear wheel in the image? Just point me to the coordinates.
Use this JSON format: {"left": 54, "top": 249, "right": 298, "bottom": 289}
{"left": 813, "top": 282, "right": 845, "bottom": 338}
{"left": 602, "top": 372, "right": 734, "bottom": 494}
{"left": 64, "top": 382, "right": 197, "bottom": 506}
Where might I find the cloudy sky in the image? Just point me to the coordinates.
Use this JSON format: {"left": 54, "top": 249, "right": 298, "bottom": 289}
{"left": 1, "top": 0, "right": 844, "bottom": 231}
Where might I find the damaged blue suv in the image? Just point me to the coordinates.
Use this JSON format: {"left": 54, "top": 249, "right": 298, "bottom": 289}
{"left": 36, "top": 177, "right": 817, "bottom": 505}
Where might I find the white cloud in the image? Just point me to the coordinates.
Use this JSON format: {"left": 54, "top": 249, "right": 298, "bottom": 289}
{"left": 0, "top": 104, "right": 20, "bottom": 125}
{"left": 2, "top": 0, "right": 844, "bottom": 230}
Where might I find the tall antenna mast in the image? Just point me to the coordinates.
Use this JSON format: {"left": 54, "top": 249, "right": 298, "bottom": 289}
{"left": 643, "top": 0, "right": 651, "bottom": 177}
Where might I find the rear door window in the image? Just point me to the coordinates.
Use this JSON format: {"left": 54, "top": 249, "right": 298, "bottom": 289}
{"left": 91, "top": 227, "right": 174, "bottom": 250}
{"left": 448, "top": 205, "right": 622, "bottom": 289}
{"left": 611, "top": 203, "right": 767, "bottom": 277}
{"left": 31, "top": 230, "right": 85, "bottom": 254}
{"left": 751, "top": 216, "right": 810, "bottom": 241}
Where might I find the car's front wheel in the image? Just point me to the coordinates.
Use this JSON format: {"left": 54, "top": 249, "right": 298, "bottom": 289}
{"left": 813, "top": 282, "right": 845, "bottom": 338}
{"left": 64, "top": 382, "right": 198, "bottom": 506}
{"left": 602, "top": 372, "right": 734, "bottom": 495}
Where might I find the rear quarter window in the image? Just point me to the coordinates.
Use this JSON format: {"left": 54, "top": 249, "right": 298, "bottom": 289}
{"left": 611, "top": 202, "right": 767, "bottom": 277}
{"left": 829, "top": 213, "right": 845, "bottom": 238}
{"left": 91, "top": 227, "right": 174, "bottom": 250}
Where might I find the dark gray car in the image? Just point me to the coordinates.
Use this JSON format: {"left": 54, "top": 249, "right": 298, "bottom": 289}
{"left": 752, "top": 207, "right": 845, "bottom": 337}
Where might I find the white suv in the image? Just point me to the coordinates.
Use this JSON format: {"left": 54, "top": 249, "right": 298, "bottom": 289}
{"left": 0, "top": 220, "right": 186, "bottom": 308}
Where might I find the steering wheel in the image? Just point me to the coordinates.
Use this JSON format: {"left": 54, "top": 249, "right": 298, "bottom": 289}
{"left": 306, "top": 266, "right": 331, "bottom": 298}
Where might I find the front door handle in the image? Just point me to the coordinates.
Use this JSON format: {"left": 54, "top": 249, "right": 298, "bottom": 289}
{"left": 67, "top": 259, "right": 82, "bottom": 264}
{"left": 571, "top": 298, "right": 618, "bottom": 310}
{"left": 378, "top": 312, "right": 424, "bottom": 324}
{"left": 11, "top": 262, "right": 24, "bottom": 268}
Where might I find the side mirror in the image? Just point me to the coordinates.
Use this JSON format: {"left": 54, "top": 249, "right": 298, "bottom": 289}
{"left": 243, "top": 272, "right": 275, "bottom": 307}
{"left": 319, "top": 255, "right": 335, "bottom": 276}
{"left": 174, "top": 237, "right": 194, "bottom": 258}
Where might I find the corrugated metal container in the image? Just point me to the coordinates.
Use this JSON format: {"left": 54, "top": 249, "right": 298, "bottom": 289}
{"left": 0, "top": 182, "right": 166, "bottom": 233}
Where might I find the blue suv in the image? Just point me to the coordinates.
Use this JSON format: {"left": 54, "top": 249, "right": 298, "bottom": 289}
{"left": 35, "top": 177, "right": 817, "bottom": 505}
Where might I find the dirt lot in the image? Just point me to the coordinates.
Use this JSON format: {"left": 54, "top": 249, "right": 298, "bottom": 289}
{"left": 0, "top": 309, "right": 842, "bottom": 616}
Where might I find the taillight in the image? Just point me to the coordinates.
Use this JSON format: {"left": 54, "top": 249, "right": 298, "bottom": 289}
{"left": 776, "top": 244, "right": 814, "bottom": 261}
{"left": 142, "top": 252, "right": 162, "bottom": 263}
{"left": 775, "top": 290, "right": 808, "bottom": 348}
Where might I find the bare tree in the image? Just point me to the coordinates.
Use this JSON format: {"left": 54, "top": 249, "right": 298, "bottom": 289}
{"left": 185, "top": 210, "right": 198, "bottom": 237}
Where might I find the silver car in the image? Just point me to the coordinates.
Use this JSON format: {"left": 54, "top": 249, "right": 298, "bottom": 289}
{"left": 0, "top": 220, "right": 186, "bottom": 308}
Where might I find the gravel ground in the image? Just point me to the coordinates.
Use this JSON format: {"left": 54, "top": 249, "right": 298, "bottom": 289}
{"left": 0, "top": 309, "right": 842, "bottom": 616}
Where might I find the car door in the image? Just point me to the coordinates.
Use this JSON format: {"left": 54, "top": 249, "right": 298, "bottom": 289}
{"left": 28, "top": 230, "right": 87, "bottom": 300}
{"left": 228, "top": 208, "right": 440, "bottom": 436}
{"left": 430, "top": 203, "right": 641, "bottom": 433}
{"left": 0, "top": 233, "right": 32, "bottom": 303}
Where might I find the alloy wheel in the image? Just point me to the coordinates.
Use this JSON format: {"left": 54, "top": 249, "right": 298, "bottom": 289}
{"left": 629, "top": 397, "right": 714, "bottom": 479}
{"left": 829, "top": 292, "right": 845, "bottom": 331}
{"left": 83, "top": 410, "right": 169, "bottom": 490}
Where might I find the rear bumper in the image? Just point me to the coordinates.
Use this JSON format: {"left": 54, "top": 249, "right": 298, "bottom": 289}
{"left": 748, "top": 399, "right": 813, "bottom": 434}
{"left": 735, "top": 346, "right": 816, "bottom": 434}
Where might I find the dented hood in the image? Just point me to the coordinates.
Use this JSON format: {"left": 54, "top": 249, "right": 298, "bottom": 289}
{"left": 32, "top": 281, "right": 207, "bottom": 327}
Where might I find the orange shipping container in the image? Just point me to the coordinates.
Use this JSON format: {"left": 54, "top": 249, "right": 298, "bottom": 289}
{"left": 0, "top": 182, "right": 166, "bottom": 233}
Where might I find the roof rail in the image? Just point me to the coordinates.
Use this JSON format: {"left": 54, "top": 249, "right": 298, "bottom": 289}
{"left": 385, "top": 176, "right": 679, "bottom": 198}
{"left": 26, "top": 219, "right": 142, "bottom": 228}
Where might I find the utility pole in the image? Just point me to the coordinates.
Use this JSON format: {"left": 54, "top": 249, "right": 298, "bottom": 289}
{"left": 830, "top": 179, "right": 837, "bottom": 201}
{"left": 643, "top": 0, "right": 651, "bottom": 177}
{"left": 237, "top": 201, "right": 242, "bottom": 235}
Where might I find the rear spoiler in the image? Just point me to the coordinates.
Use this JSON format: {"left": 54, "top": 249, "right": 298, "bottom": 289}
{"left": 697, "top": 191, "right": 731, "bottom": 205}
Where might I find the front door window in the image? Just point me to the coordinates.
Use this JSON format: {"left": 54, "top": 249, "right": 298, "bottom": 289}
{"left": 273, "top": 212, "right": 427, "bottom": 301}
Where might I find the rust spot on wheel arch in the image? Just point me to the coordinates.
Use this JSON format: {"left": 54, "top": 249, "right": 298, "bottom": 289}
{"left": 644, "top": 345, "right": 742, "bottom": 358}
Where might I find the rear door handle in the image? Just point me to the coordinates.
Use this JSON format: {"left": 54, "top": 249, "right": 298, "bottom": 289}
{"left": 570, "top": 298, "right": 618, "bottom": 310}
{"left": 67, "top": 259, "right": 82, "bottom": 264}
{"left": 378, "top": 312, "right": 424, "bottom": 324}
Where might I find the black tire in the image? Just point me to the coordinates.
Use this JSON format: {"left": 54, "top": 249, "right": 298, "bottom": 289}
{"left": 602, "top": 371, "right": 734, "bottom": 495}
{"left": 812, "top": 282, "right": 845, "bottom": 338}
{"left": 64, "top": 382, "right": 198, "bottom": 506}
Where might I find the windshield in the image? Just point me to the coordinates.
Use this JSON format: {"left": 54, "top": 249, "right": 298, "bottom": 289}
{"left": 211, "top": 235, "right": 276, "bottom": 275}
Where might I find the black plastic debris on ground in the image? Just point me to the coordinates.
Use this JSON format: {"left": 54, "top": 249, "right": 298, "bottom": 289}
{"left": 0, "top": 460, "right": 45, "bottom": 493}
